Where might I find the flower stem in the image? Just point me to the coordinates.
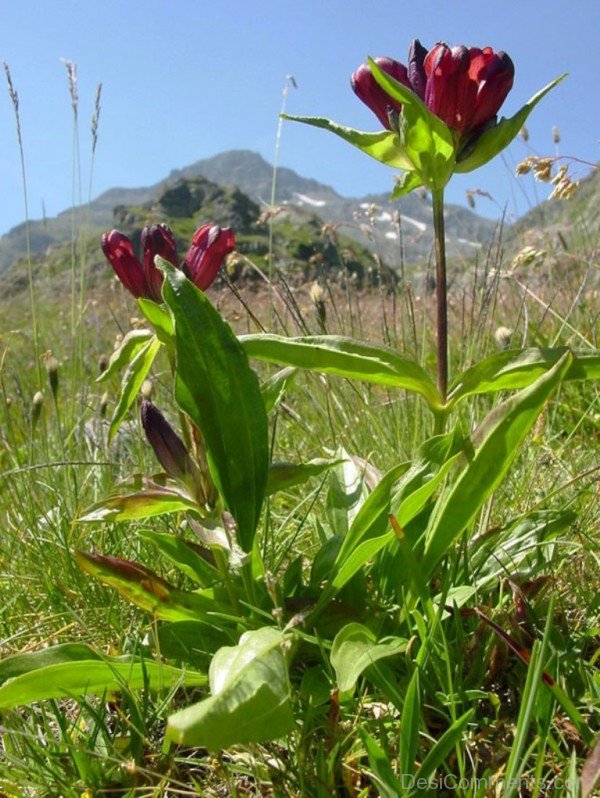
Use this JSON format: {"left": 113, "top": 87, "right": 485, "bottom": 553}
{"left": 432, "top": 188, "right": 448, "bottom": 404}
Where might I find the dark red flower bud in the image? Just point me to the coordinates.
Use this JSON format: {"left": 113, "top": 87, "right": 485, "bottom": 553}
{"left": 182, "top": 224, "right": 235, "bottom": 291}
{"left": 356, "top": 40, "right": 514, "bottom": 145}
{"left": 140, "top": 224, "right": 179, "bottom": 303}
{"left": 351, "top": 57, "right": 408, "bottom": 129}
{"left": 101, "top": 230, "right": 148, "bottom": 299}
{"left": 470, "top": 50, "right": 514, "bottom": 131}
{"left": 140, "top": 401, "right": 194, "bottom": 484}
{"left": 425, "top": 44, "right": 475, "bottom": 134}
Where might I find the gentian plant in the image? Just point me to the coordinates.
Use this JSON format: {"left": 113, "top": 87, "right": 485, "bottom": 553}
{"left": 1, "top": 41, "right": 598, "bottom": 789}
{"left": 284, "top": 39, "right": 565, "bottom": 401}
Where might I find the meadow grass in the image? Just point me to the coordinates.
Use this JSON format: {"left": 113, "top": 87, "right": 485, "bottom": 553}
{"left": 0, "top": 70, "right": 598, "bottom": 798}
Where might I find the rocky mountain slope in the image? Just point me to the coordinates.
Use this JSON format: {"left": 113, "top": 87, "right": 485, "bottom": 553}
{"left": 0, "top": 150, "right": 497, "bottom": 275}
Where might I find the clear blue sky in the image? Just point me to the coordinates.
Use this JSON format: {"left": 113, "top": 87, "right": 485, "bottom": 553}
{"left": 1, "top": 0, "right": 598, "bottom": 234}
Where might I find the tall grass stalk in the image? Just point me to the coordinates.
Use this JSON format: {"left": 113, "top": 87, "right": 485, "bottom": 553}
{"left": 3, "top": 62, "right": 42, "bottom": 391}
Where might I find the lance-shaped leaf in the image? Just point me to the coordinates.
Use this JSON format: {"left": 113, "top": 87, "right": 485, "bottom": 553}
{"left": 78, "top": 487, "right": 198, "bottom": 522}
{"left": 330, "top": 623, "right": 407, "bottom": 693}
{"left": 455, "top": 74, "right": 566, "bottom": 174}
{"left": 240, "top": 334, "right": 442, "bottom": 411}
{"left": 108, "top": 335, "right": 161, "bottom": 441}
{"left": 422, "top": 351, "right": 572, "bottom": 577}
{"left": 160, "top": 260, "right": 269, "bottom": 553}
{"left": 166, "top": 627, "right": 294, "bottom": 748}
{"left": 282, "top": 114, "right": 413, "bottom": 170}
{"left": 97, "top": 329, "right": 153, "bottom": 383}
{"left": 447, "top": 346, "right": 600, "bottom": 406}
{"left": 137, "top": 297, "right": 174, "bottom": 344}
{"left": 0, "top": 643, "right": 206, "bottom": 708}
{"left": 139, "top": 529, "right": 221, "bottom": 588}
{"left": 76, "top": 551, "right": 217, "bottom": 621}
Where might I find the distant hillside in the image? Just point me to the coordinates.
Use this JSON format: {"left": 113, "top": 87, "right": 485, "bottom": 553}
{"left": 0, "top": 150, "right": 496, "bottom": 275}
{"left": 505, "top": 165, "right": 600, "bottom": 250}
{"left": 0, "top": 175, "right": 385, "bottom": 298}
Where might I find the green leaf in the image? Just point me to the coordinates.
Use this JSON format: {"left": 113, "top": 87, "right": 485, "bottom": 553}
{"left": 503, "top": 603, "right": 554, "bottom": 798}
{"left": 326, "top": 449, "right": 367, "bottom": 537}
{"left": 266, "top": 458, "right": 340, "bottom": 497}
{"left": 137, "top": 298, "right": 174, "bottom": 344}
{"left": 447, "top": 346, "right": 600, "bottom": 406}
{"left": 160, "top": 260, "right": 269, "bottom": 553}
{"left": 97, "top": 329, "right": 153, "bottom": 383}
{"left": 414, "top": 709, "right": 474, "bottom": 783}
{"left": 335, "top": 462, "right": 409, "bottom": 565}
{"left": 282, "top": 113, "right": 413, "bottom": 170}
{"left": 368, "top": 57, "right": 455, "bottom": 189}
{"left": 330, "top": 623, "right": 407, "bottom": 693}
{"left": 455, "top": 74, "right": 567, "bottom": 173}
{"left": 358, "top": 729, "right": 403, "bottom": 798}
{"left": 422, "top": 352, "right": 572, "bottom": 577}
{"left": 139, "top": 529, "right": 221, "bottom": 588}
{"left": 78, "top": 488, "right": 198, "bottom": 522}
{"left": 76, "top": 551, "right": 218, "bottom": 622}
{"left": 261, "top": 366, "right": 297, "bottom": 413}
{"left": 0, "top": 643, "right": 206, "bottom": 708}
{"left": 240, "top": 334, "right": 442, "bottom": 411}
{"left": 166, "top": 627, "right": 294, "bottom": 749}
{"left": 108, "top": 335, "right": 161, "bottom": 442}
{"left": 153, "top": 621, "right": 234, "bottom": 670}
{"left": 399, "top": 669, "right": 421, "bottom": 777}
{"left": 391, "top": 170, "right": 424, "bottom": 198}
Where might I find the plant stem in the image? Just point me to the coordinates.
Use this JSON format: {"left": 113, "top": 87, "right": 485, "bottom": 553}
{"left": 432, "top": 188, "right": 448, "bottom": 403}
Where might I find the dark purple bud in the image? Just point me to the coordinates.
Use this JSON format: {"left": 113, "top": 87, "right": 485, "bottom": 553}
{"left": 407, "top": 39, "right": 428, "bottom": 99}
{"left": 140, "top": 401, "right": 194, "bottom": 484}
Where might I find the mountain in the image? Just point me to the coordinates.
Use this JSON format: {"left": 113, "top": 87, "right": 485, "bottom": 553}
{"left": 0, "top": 150, "right": 497, "bottom": 275}
{"left": 0, "top": 175, "right": 386, "bottom": 298}
{"left": 504, "top": 165, "right": 600, "bottom": 249}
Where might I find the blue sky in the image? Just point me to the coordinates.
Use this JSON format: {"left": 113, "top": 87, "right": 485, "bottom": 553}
{"left": 1, "top": 0, "right": 598, "bottom": 234}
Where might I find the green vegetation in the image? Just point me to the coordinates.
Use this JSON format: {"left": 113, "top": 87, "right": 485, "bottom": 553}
{"left": 0, "top": 97, "right": 598, "bottom": 797}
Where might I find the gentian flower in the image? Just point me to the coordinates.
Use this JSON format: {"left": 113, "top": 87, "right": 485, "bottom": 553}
{"left": 182, "top": 224, "right": 236, "bottom": 292}
{"left": 351, "top": 40, "right": 428, "bottom": 130}
{"left": 141, "top": 224, "right": 179, "bottom": 302}
{"left": 286, "top": 38, "right": 562, "bottom": 193}
{"left": 352, "top": 39, "right": 514, "bottom": 146}
{"left": 102, "top": 222, "right": 235, "bottom": 302}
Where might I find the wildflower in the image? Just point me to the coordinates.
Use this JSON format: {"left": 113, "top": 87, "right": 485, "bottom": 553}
{"left": 352, "top": 40, "right": 514, "bottom": 146}
{"left": 140, "top": 224, "right": 179, "bottom": 301}
{"left": 101, "top": 223, "right": 235, "bottom": 302}
{"left": 351, "top": 44, "right": 427, "bottom": 129}
{"left": 182, "top": 224, "right": 236, "bottom": 291}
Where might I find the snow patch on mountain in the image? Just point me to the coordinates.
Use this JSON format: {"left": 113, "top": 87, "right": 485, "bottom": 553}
{"left": 401, "top": 215, "right": 427, "bottom": 232}
{"left": 294, "top": 193, "right": 327, "bottom": 207}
